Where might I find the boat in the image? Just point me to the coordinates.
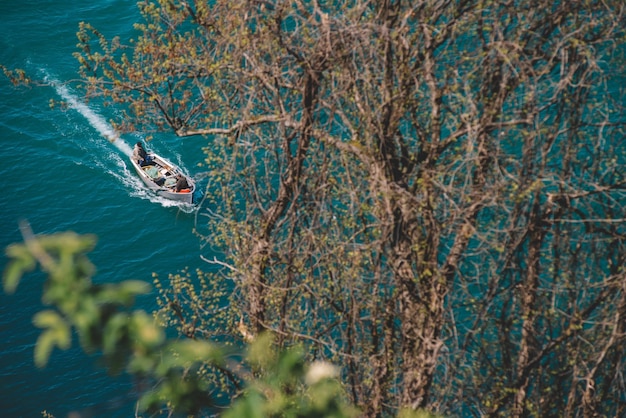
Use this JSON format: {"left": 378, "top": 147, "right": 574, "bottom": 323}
{"left": 130, "top": 151, "right": 195, "bottom": 204}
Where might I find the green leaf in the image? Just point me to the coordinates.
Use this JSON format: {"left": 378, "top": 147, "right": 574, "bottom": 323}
{"left": 129, "top": 310, "right": 165, "bottom": 349}
{"left": 55, "top": 322, "right": 71, "bottom": 351}
{"left": 32, "top": 310, "right": 72, "bottom": 367}
{"left": 277, "top": 346, "right": 305, "bottom": 383}
{"left": 3, "top": 244, "right": 36, "bottom": 294}
{"left": 119, "top": 279, "right": 151, "bottom": 295}
{"left": 247, "top": 332, "right": 276, "bottom": 368}
{"left": 164, "top": 340, "right": 224, "bottom": 369}
{"left": 223, "top": 391, "right": 265, "bottom": 418}
{"left": 34, "top": 330, "right": 56, "bottom": 368}
{"left": 50, "top": 232, "right": 97, "bottom": 255}
{"left": 117, "top": 280, "right": 151, "bottom": 304}
{"left": 33, "top": 310, "right": 65, "bottom": 329}
{"left": 102, "top": 312, "right": 129, "bottom": 354}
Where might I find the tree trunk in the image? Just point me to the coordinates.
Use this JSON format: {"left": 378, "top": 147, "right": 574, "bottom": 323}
{"left": 246, "top": 71, "right": 319, "bottom": 334}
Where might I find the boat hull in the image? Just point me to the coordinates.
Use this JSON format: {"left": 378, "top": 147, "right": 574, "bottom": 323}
{"left": 130, "top": 152, "right": 195, "bottom": 204}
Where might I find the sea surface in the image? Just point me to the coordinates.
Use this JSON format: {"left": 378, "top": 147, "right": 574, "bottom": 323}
{"left": 0, "top": 2, "right": 210, "bottom": 416}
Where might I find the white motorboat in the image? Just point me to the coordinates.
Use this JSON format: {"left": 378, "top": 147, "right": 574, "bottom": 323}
{"left": 130, "top": 151, "right": 195, "bottom": 204}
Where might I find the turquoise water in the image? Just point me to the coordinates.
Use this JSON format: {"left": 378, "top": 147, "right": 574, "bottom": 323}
{"left": 1, "top": 2, "right": 208, "bottom": 416}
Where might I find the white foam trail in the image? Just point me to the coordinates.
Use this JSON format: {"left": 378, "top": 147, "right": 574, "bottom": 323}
{"left": 48, "top": 80, "right": 133, "bottom": 157}
{"left": 42, "top": 73, "right": 197, "bottom": 210}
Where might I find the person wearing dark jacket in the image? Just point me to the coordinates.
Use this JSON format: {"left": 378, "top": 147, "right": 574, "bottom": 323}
{"left": 175, "top": 174, "right": 190, "bottom": 192}
{"left": 133, "top": 142, "right": 149, "bottom": 166}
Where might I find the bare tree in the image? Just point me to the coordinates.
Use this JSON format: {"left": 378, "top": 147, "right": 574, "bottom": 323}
{"left": 76, "top": 0, "right": 626, "bottom": 415}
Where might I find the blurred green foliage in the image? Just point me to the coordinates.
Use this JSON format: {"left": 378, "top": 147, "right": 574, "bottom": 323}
{"left": 4, "top": 230, "right": 443, "bottom": 417}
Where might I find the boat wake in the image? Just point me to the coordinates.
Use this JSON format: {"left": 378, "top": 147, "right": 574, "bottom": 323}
{"left": 49, "top": 80, "right": 133, "bottom": 157}
{"left": 44, "top": 72, "right": 197, "bottom": 212}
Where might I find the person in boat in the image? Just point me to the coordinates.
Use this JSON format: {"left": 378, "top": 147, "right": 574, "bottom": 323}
{"left": 133, "top": 142, "right": 151, "bottom": 166}
{"left": 174, "top": 174, "right": 190, "bottom": 192}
